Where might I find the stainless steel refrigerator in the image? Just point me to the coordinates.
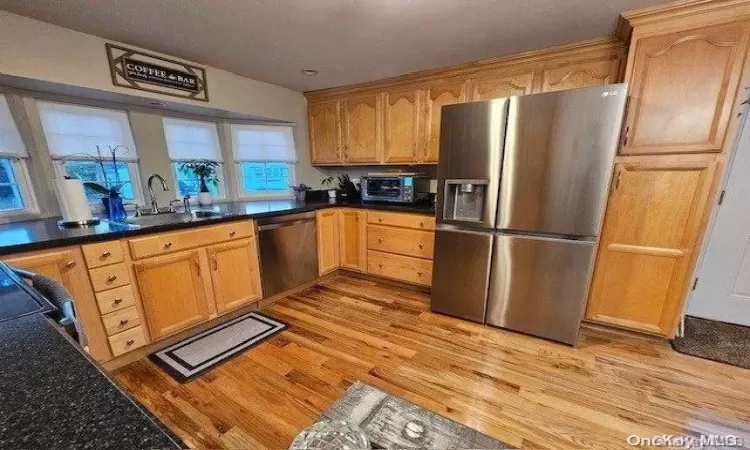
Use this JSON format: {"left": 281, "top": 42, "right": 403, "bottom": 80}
{"left": 431, "top": 84, "right": 627, "bottom": 345}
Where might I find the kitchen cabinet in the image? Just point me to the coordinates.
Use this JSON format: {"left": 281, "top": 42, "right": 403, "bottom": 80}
{"left": 383, "top": 90, "right": 420, "bottom": 163}
{"left": 537, "top": 58, "right": 621, "bottom": 93}
{"left": 468, "top": 70, "right": 534, "bottom": 101}
{"left": 317, "top": 209, "right": 341, "bottom": 275}
{"left": 338, "top": 209, "right": 367, "bottom": 272}
{"left": 133, "top": 249, "right": 212, "bottom": 340}
{"left": 621, "top": 20, "right": 750, "bottom": 155}
{"left": 206, "top": 238, "right": 262, "bottom": 313}
{"left": 422, "top": 80, "right": 467, "bottom": 162}
{"left": 342, "top": 95, "right": 382, "bottom": 163}
{"left": 309, "top": 101, "right": 342, "bottom": 164}
{"left": 585, "top": 161, "right": 717, "bottom": 337}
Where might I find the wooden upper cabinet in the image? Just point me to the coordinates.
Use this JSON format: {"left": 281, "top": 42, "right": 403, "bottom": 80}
{"left": 422, "top": 80, "right": 467, "bottom": 162}
{"left": 585, "top": 162, "right": 717, "bottom": 337}
{"left": 383, "top": 90, "right": 420, "bottom": 163}
{"left": 317, "top": 209, "right": 341, "bottom": 275}
{"left": 206, "top": 238, "right": 262, "bottom": 314}
{"left": 538, "top": 58, "right": 621, "bottom": 93}
{"left": 309, "top": 101, "right": 342, "bottom": 164}
{"left": 339, "top": 209, "right": 367, "bottom": 272}
{"left": 342, "top": 95, "right": 382, "bottom": 163}
{"left": 134, "top": 249, "right": 211, "bottom": 340}
{"left": 469, "top": 71, "right": 534, "bottom": 101}
{"left": 622, "top": 21, "right": 750, "bottom": 155}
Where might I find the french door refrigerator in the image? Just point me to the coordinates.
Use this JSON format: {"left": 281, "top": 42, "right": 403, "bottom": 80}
{"left": 431, "top": 84, "right": 627, "bottom": 345}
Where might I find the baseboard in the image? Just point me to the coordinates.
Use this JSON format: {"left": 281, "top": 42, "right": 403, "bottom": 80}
{"left": 580, "top": 320, "right": 667, "bottom": 343}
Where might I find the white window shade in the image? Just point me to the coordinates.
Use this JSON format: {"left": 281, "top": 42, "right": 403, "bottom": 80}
{"left": 0, "top": 96, "right": 27, "bottom": 158}
{"left": 37, "top": 101, "right": 138, "bottom": 161}
{"left": 231, "top": 124, "right": 297, "bottom": 163}
{"left": 163, "top": 117, "right": 223, "bottom": 161}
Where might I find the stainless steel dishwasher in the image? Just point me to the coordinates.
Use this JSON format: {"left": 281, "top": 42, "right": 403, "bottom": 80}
{"left": 257, "top": 212, "right": 318, "bottom": 298}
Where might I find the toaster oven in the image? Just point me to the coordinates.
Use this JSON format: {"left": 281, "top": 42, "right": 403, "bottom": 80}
{"left": 360, "top": 173, "right": 429, "bottom": 204}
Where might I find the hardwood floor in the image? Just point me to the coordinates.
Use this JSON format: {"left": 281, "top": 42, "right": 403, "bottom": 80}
{"left": 114, "top": 275, "right": 750, "bottom": 449}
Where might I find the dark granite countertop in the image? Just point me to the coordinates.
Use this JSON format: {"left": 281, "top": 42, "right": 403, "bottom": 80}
{"left": 0, "top": 264, "right": 183, "bottom": 449}
{"left": 0, "top": 199, "right": 435, "bottom": 255}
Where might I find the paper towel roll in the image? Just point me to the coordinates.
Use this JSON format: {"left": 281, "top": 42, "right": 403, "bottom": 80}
{"left": 54, "top": 179, "right": 94, "bottom": 223}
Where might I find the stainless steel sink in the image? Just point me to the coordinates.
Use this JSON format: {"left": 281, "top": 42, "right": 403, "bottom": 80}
{"left": 113, "top": 210, "right": 225, "bottom": 228}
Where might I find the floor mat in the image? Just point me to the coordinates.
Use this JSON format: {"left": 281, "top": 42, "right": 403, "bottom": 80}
{"left": 671, "top": 315, "right": 750, "bottom": 369}
{"left": 149, "top": 311, "right": 286, "bottom": 382}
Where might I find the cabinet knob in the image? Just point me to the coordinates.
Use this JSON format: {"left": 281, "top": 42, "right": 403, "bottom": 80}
{"left": 419, "top": 221, "right": 424, "bottom": 227}
{"left": 100, "top": 251, "right": 111, "bottom": 259}
{"left": 229, "top": 230, "right": 236, "bottom": 237}
{"left": 65, "top": 260, "right": 76, "bottom": 269}
{"left": 378, "top": 217, "right": 383, "bottom": 223}
{"left": 164, "top": 242, "right": 173, "bottom": 249}
{"left": 119, "top": 319, "right": 129, "bottom": 326}
{"left": 125, "top": 339, "right": 135, "bottom": 346}
{"left": 107, "top": 275, "right": 117, "bottom": 283}
{"left": 378, "top": 238, "right": 384, "bottom": 243}
{"left": 113, "top": 297, "right": 123, "bottom": 305}
{"left": 378, "top": 263, "right": 383, "bottom": 269}
{"left": 417, "top": 271, "right": 423, "bottom": 276}
{"left": 418, "top": 243, "right": 424, "bottom": 249}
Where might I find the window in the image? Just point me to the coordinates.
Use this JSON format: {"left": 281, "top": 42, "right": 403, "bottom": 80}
{"left": 0, "top": 95, "right": 37, "bottom": 215}
{"left": 162, "top": 117, "right": 224, "bottom": 199}
{"left": 231, "top": 124, "right": 297, "bottom": 197}
{"left": 37, "top": 101, "right": 142, "bottom": 205}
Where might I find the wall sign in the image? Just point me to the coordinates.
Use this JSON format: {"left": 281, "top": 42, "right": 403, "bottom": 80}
{"left": 106, "top": 43, "right": 209, "bottom": 102}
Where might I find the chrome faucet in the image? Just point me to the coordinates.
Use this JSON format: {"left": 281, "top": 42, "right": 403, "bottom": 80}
{"left": 147, "top": 174, "right": 169, "bottom": 212}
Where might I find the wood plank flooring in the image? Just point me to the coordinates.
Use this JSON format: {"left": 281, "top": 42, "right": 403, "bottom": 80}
{"left": 113, "top": 275, "right": 750, "bottom": 449}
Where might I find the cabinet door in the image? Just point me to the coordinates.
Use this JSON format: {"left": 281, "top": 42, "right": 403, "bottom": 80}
{"left": 422, "top": 80, "right": 467, "bottom": 162}
{"left": 6, "top": 249, "right": 79, "bottom": 288}
{"left": 342, "top": 95, "right": 382, "bottom": 163}
{"left": 622, "top": 21, "right": 750, "bottom": 155}
{"left": 207, "top": 238, "right": 262, "bottom": 314}
{"left": 317, "top": 209, "right": 340, "bottom": 275}
{"left": 309, "top": 101, "right": 342, "bottom": 164}
{"left": 538, "top": 58, "right": 621, "bottom": 93}
{"left": 585, "top": 162, "right": 717, "bottom": 337}
{"left": 469, "top": 71, "right": 534, "bottom": 101}
{"left": 339, "top": 209, "right": 367, "bottom": 272}
{"left": 134, "top": 250, "right": 211, "bottom": 340}
{"left": 383, "top": 90, "right": 420, "bottom": 163}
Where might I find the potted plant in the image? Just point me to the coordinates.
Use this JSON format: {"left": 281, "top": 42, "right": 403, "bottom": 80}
{"left": 290, "top": 183, "right": 311, "bottom": 202}
{"left": 322, "top": 176, "right": 338, "bottom": 199}
{"left": 76, "top": 145, "right": 131, "bottom": 222}
{"left": 178, "top": 159, "right": 219, "bottom": 206}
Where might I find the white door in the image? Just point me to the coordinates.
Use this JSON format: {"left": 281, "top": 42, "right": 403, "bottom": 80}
{"left": 687, "top": 113, "right": 750, "bottom": 325}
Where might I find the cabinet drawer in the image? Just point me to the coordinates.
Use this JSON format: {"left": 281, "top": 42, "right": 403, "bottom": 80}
{"left": 88, "top": 263, "right": 130, "bottom": 292}
{"left": 367, "top": 211, "right": 435, "bottom": 230}
{"left": 367, "top": 250, "right": 433, "bottom": 286}
{"left": 101, "top": 306, "right": 141, "bottom": 336}
{"left": 367, "top": 225, "right": 434, "bottom": 259}
{"left": 108, "top": 326, "right": 146, "bottom": 357}
{"left": 82, "top": 241, "right": 124, "bottom": 269}
{"left": 95, "top": 285, "right": 136, "bottom": 315}
{"left": 128, "top": 221, "right": 254, "bottom": 260}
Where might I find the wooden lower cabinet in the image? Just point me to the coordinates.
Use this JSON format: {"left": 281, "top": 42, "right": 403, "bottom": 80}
{"left": 339, "top": 209, "right": 367, "bottom": 272}
{"left": 317, "top": 209, "right": 341, "bottom": 275}
{"left": 206, "top": 238, "right": 262, "bottom": 313}
{"left": 585, "top": 161, "right": 718, "bottom": 337}
{"left": 133, "top": 249, "right": 212, "bottom": 340}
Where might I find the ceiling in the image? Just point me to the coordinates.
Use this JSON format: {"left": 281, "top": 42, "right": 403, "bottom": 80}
{"left": 0, "top": 0, "right": 667, "bottom": 92}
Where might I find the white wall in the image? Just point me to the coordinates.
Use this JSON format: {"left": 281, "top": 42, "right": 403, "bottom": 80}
{"left": 0, "top": 10, "right": 326, "bottom": 219}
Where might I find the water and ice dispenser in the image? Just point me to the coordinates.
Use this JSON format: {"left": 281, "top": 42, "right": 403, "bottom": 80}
{"left": 443, "top": 180, "right": 488, "bottom": 222}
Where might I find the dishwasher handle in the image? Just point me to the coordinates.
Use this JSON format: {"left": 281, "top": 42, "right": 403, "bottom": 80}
{"left": 258, "top": 217, "right": 315, "bottom": 231}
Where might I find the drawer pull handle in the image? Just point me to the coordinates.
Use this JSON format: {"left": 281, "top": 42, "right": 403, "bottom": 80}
{"left": 378, "top": 263, "right": 383, "bottom": 269}
{"left": 125, "top": 339, "right": 135, "bottom": 346}
{"left": 419, "top": 221, "right": 424, "bottom": 227}
{"left": 107, "top": 275, "right": 118, "bottom": 283}
{"left": 164, "top": 242, "right": 173, "bottom": 249}
{"left": 418, "top": 243, "right": 424, "bottom": 249}
{"left": 378, "top": 217, "right": 383, "bottom": 222}
{"left": 100, "top": 251, "right": 111, "bottom": 259}
{"left": 417, "top": 271, "right": 423, "bottom": 276}
{"left": 119, "top": 319, "right": 129, "bottom": 326}
{"left": 378, "top": 238, "right": 384, "bottom": 243}
{"left": 113, "top": 297, "right": 123, "bottom": 305}
{"left": 229, "top": 231, "right": 236, "bottom": 237}
{"left": 65, "top": 260, "right": 76, "bottom": 269}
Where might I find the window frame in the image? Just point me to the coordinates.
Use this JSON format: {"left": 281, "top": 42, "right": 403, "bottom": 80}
{"left": 53, "top": 160, "right": 145, "bottom": 210}
{"left": 235, "top": 161, "right": 295, "bottom": 200}
{"left": 0, "top": 157, "right": 39, "bottom": 218}
{"left": 171, "top": 161, "right": 227, "bottom": 202}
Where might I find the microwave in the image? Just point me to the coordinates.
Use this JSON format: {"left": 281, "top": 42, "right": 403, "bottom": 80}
{"left": 361, "top": 173, "right": 429, "bottom": 204}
